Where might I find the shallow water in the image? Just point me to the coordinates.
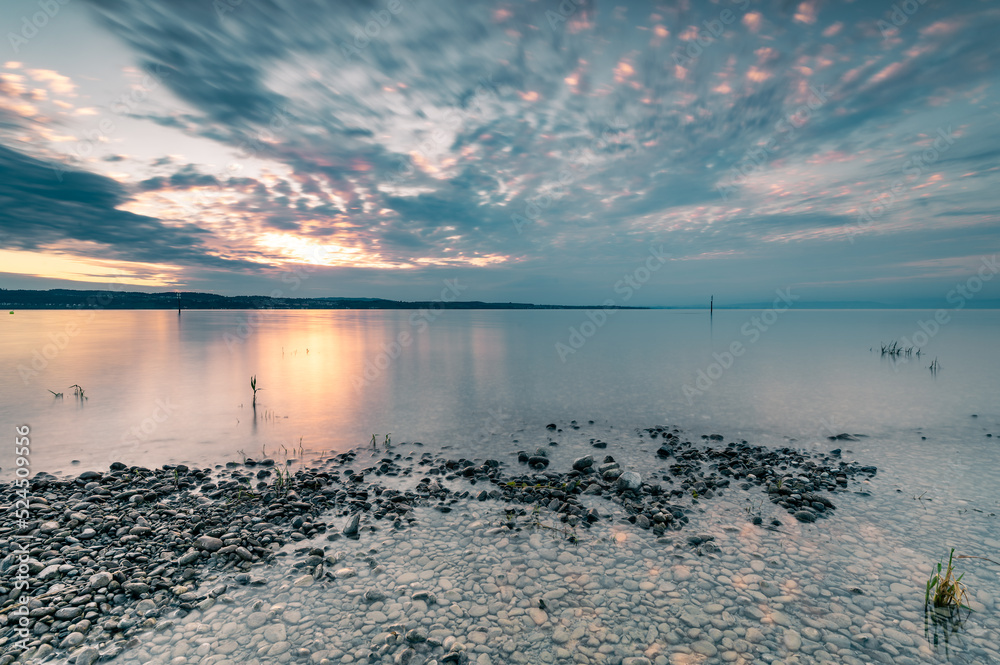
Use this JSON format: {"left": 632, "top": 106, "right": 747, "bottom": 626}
{"left": 2, "top": 309, "right": 998, "bottom": 473}
{"left": 2, "top": 309, "right": 999, "bottom": 664}
{"left": 54, "top": 433, "right": 1000, "bottom": 665}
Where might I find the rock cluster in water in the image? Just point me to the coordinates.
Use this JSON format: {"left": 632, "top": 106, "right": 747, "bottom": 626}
{"left": 517, "top": 426, "right": 877, "bottom": 531}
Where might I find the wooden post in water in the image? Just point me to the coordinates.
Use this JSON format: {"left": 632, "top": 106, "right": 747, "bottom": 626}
{"left": 710, "top": 295, "right": 713, "bottom": 316}
{"left": 176, "top": 292, "right": 181, "bottom": 314}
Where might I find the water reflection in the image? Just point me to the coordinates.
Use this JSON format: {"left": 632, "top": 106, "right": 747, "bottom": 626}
{"left": 0, "top": 309, "right": 997, "bottom": 477}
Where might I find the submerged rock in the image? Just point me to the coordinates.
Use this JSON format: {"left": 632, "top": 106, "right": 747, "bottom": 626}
{"left": 617, "top": 471, "right": 642, "bottom": 491}
{"left": 343, "top": 512, "right": 361, "bottom": 536}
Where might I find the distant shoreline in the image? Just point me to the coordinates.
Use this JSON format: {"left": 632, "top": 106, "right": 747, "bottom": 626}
{"left": 3, "top": 288, "right": 999, "bottom": 310}
{"left": 0, "top": 288, "right": 647, "bottom": 311}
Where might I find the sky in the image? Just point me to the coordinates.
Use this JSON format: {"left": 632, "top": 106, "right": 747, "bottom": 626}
{"left": 0, "top": 0, "right": 997, "bottom": 307}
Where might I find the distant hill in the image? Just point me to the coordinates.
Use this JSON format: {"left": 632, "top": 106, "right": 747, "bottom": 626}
{"left": 0, "top": 289, "right": 647, "bottom": 311}
{"left": 659, "top": 300, "right": 1000, "bottom": 310}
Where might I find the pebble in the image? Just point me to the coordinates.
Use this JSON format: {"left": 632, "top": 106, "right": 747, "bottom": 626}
{"left": 528, "top": 608, "right": 548, "bottom": 625}
{"left": 0, "top": 422, "right": 994, "bottom": 665}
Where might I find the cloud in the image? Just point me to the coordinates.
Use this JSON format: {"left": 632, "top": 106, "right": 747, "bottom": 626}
{"left": 26, "top": 69, "right": 76, "bottom": 96}
{"left": 136, "top": 164, "right": 221, "bottom": 191}
{"left": 793, "top": 1, "right": 819, "bottom": 25}
{"left": 0, "top": 144, "right": 248, "bottom": 269}
{"left": 0, "top": 0, "right": 990, "bottom": 302}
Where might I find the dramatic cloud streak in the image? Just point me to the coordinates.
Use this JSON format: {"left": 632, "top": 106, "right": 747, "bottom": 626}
{"left": 0, "top": 0, "right": 997, "bottom": 303}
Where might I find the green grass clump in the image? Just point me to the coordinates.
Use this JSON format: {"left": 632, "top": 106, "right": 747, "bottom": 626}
{"left": 879, "top": 341, "right": 920, "bottom": 358}
{"left": 925, "top": 549, "right": 971, "bottom": 611}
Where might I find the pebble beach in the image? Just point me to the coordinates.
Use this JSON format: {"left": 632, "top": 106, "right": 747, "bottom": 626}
{"left": 2, "top": 422, "right": 998, "bottom": 665}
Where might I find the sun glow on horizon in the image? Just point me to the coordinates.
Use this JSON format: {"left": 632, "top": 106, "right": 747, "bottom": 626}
{"left": 0, "top": 249, "right": 180, "bottom": 288}
{"left": 255, "top": 232, "right": 407, "bottom": 270}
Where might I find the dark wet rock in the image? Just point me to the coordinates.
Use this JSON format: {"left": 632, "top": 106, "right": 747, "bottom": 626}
{"left": 528, "top": 456, "right": 549, "bottom": 469}
{"left": 617, "top": 471, "right": 641, "bottom": 492}
{"left": 195, "top": 536, "right": 224, "bottom": 552}
{"left": 88, "top": 572, "right": 113, "bottom": 590}
{"left": 343, "top": 512, "right": 361, "bottom": 536}
{"left": 794, "top": 510, "right": 818, "bottom": 523}
{"left": 405, "top": 628, "right": 428, "bottom": 643}
{"left": 178, "top": 549, "right": 200, "bottom": 565}
{"left": 74, "top": 646, "right": 99, "bottom": 665}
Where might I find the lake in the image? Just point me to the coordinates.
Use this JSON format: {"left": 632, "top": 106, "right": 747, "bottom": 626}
{"left": 3, "top": 308, "right": 999, "bottom": 475}
{"left": 2, "top": 308, "right": 999, "bottom": 664}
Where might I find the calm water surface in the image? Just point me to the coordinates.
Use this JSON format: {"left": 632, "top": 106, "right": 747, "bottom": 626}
{"left": 1, "top": 309, "right": 998, "bottom": 475}
{"left": 3, "top": 309, "right": 1000, "bottom": 664}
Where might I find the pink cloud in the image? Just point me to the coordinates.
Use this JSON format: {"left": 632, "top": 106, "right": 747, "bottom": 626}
{"left": 822, "top": 21, "right": 843, "bottom": 37}
{"left": 678, "top": 25, "right": 699, "bottom": 41}
{"left": 794, "top": 1, "right": 818, "bottom": 25}
{"left": 755, "top": 47, "right": 779, "bottom": 63}
{"left": 743, "top": 12, "right": 762, "bottom": 33}
{"left": 613, "top": 59, "right": 635, "bottom": 83}
{"left": 26, "top": 69, "right": 75, "bottom": 96}
{"left": 869, "top": 61, "right": 904, "bottom": 86}
{"left": 921, "top": 20, "right": 960, "bottom": 37}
